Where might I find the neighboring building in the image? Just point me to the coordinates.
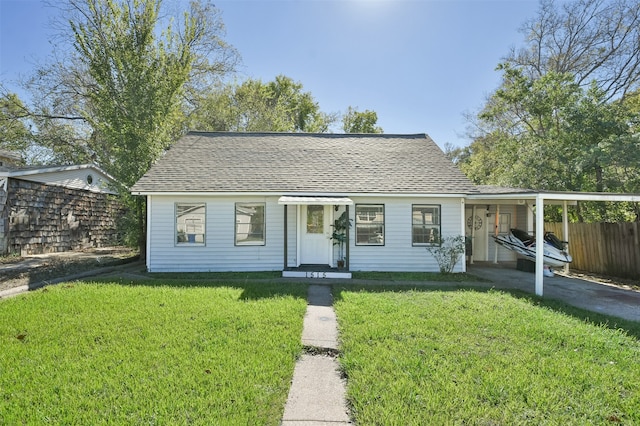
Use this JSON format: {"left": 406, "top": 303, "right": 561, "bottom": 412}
{"left": 131, "top": 132, "right": 479, "bottom": 276}
{"left": 0, "top": 156, "right": 122, "bottom": 255}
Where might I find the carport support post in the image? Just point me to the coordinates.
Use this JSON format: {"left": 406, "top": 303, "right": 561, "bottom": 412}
{"left": 535, "top": 195, "right": 544, "bottom": 296}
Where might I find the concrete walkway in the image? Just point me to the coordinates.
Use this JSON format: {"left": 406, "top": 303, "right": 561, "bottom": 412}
{"left": 281, "top": 284, "right": 352, "bottom": 425}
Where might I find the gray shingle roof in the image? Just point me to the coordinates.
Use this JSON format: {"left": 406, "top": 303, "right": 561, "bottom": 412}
{"left": 131, "top": 132, "right": 479, "bottom": 194}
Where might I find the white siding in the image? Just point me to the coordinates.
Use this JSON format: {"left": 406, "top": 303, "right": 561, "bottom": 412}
{"left": 19, "top": 167, "right": 116, "bottom": 194}
{"left": 147, "top": 195, "right": 466, "bottom": 273}
{"left": 147, "top": 195, "right": 285, "bottom": 272}
{"left": 286, "top": 204, "right": 298, "bottom": 267}
{"left": 347, "top": 196, "right": 465, "bottom": 272}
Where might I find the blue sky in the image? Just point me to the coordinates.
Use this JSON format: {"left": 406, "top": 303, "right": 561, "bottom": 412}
{"left": 0, "top": 0, "right": 540, "bottom": 148}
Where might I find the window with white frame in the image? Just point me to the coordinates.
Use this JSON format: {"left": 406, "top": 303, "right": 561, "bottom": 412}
{"left": 412, "top": 204, "right": 440, "bottom": 245}
{"left": 498, "top": 213, "right": 511, "bottom": 234}
{"left": 235, "top": 203, "right": 265, "bottom": 245}
{"left": 176, "top": 203, "right": 205, "bottom": 245}
{"left": 355, "top": 204, "right": 384, "bottom": 245}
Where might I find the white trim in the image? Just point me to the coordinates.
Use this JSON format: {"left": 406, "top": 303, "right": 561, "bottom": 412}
{"left": 535, "top": 195, "right": 544, "bottom": 296}
{"left": 563, "top": 200, "right": 569, "bottom": 274}
{"left": 468, "top": 191, "right": 640, "bottom": 202}
{"left": 5, "top": 164, "right": 116, "bottom": 181}
{"left": 296, "top": 206, "right": 301, "bottom": 267}
{"left": 282, "top": 270, "right": 352, "bottom": 279}
{"left": 146, "top": 195, "right": 152, "bottom": 271}
{"left": 131, "top": 190, "right": 470, "bottom": 198}
{"left": 278, "top": 196, "right": 353, "bottom": 205}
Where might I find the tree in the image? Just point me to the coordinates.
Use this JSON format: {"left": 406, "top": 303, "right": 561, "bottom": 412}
{"left": 507, "top": 0, "right": 640, "bottom": 100}
{"left": 0, "top": 92, "right": 31, "bottom": 163}
{"left": 12, "top": 0, "right": 237, "bottom": 251}
{"left": 462, "top": 66, "right": 639, "bottom": 221}
{"left": 190, "top": 75, "right": 336, "bottom": 132}
{"left": 462, "top": 0, "right": 640, "bottom": 222}
{"left": 342, "top": 106, "right": 383, "bottom": 133}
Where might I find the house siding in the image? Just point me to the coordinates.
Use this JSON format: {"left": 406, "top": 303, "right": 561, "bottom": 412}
{"left": 3, "top": 178, "right": 123, "bottom": 255}
{"left": 146, "top": 195, "right": 285, "bottom": 272}
{"left": 147, "top": 195, "right": 466, "bottom": 273}
{"left": 286, "top": 204, "right": 297, "bottom": 267}
{"left": 347, "top": 196, "right": 465, "bottom": 272}
{"left": 17, "top": 168, "right": 116, "bottom": 194}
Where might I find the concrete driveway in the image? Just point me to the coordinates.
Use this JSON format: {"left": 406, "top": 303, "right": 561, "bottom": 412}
{"left": 467, "top": 262, "right": 640, "bottom": 322}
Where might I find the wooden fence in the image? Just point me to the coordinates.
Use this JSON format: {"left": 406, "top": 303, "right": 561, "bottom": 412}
{"left": 545, "top": 222, "right": 640, "bottom": 280}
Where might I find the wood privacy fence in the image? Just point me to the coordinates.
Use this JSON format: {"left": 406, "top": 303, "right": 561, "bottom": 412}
{"left": 545, "top": 222, "right": 640, "bottom": 280}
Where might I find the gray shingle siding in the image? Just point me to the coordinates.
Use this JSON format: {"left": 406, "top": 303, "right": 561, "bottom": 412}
{"left": 131, "top": 132, "right": 478, "bottom": 194}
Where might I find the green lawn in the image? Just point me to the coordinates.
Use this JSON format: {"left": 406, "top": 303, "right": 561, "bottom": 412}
{"left": 0, "top": 281, "right": 307, "bottom": 425}
{"left": 351, "top": 271, "right": 488, "bottom": 282}
{"left": 334, "top": 286, "right": 640, "bottom": 425}
{"left": 3, "top": 279, "right": 639, "bottom": 425}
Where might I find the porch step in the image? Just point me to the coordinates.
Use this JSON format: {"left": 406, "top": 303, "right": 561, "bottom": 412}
{"left": 282, "top": 270, "right": 352, "bottom": 279}
{"left": 283, "top": 264, "right": 351, "bottom": 279}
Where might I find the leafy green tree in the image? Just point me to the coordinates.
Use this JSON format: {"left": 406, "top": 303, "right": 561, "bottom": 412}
{"left": 0, "top": 92, "right": 31, "bottom": 163}
{"left": 342, "top": 106, "right": 383, "bottom": 134}
{"left": 462, "top": 66, "right": 639, "bottom": 221}
{"left": 191, "top": 75, "right": 335, "bottom": 132}
{"left": 15, "top": 0, "right": 238, "bottom": 252}
{"left": 462, "top": 0, "right": 640, "bottom": 222}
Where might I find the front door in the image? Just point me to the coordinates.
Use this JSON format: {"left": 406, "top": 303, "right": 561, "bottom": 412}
{"left": 300, "top": 205, "right": 331, "bottom": 265}
{"left": 465, "top": 208, "right": 487, "bottom": 261}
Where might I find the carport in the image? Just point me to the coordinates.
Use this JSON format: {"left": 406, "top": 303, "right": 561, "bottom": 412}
{"left": 466, "top": 190, "right": 640, "bottom": 297}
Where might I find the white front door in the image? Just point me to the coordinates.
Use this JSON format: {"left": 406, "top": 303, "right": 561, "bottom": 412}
{"left": 300, "top": 205, "right": 331, "bottom": 265}
{"left": 466, "top": 208, "right": 487, "bottom": 261}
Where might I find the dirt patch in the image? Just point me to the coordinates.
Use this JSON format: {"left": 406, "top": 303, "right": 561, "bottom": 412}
{"left": 0, "top": 247, "right": 139, "bottom": 292}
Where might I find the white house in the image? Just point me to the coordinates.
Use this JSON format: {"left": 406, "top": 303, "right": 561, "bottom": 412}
{"left": 131, "top": 132, "right": 480, "bottom": 277}
{"left": 130, "top": 132, "right": 639, "bottom": 289}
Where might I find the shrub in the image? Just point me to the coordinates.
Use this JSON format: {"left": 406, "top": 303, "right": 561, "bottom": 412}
{"left": 426, "top": 235, "right": 466, "bottom": 273}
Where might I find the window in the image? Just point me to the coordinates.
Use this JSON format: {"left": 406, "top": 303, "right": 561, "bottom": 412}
{"left": 412, "top": 204, "right": 440, "bottom": 245}
{"left": 498, "top": 213, "right": 511, "bottom": 234}
{"left": 355, "top": 204, "right": 384, "bottom": 245}
{"left": 306, "top": 205, "right": 324, "bottom": 234}
{"left": 176, "top": 203, "right": 205, "bottom": 245}
{"left": 236, "top": 203, "right": 265, "bottom": 245}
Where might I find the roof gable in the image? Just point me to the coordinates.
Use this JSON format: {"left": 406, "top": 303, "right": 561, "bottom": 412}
{"left": 2, "top": 164, "right": 118, "bottom": 194}
{"left": 131, "top": 132, "right": 477, "bottom": 194}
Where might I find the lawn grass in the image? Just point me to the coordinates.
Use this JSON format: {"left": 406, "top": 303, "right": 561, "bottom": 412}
{"left": 147, "top": 271, "right": 283, "bottom": 280}
{"left": 351, "top": 271, "right": 488, "bottom": 282}
{"left": 334, "top": 285, "right": 640, "bottom": 425}
{"left": 147, "top": 271, "right": 484, "bottom": 283}
{"left": 0, "top": 281, "right": 307, "bottom": 425}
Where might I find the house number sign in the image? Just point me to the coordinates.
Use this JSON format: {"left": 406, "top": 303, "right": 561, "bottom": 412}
{"left": 305, "top": 272, "right": 328, "bottom": 279}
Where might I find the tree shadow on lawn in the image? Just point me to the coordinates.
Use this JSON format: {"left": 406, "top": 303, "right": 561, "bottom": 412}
{"left": 332, "top": 283, "right": 640, "bottom": 341}
{"left": 92, "top": 275, "right": 309, "bottom": 302}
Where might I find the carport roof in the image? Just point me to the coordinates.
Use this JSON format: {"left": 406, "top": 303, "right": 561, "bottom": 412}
{"left": 468, "top": 189, "right": 640, "bottom": 203}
